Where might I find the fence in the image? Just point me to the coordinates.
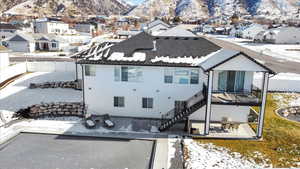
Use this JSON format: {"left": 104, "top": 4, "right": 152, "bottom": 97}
{"left": 0, "top": 63, "right": 26, "bottom": 84}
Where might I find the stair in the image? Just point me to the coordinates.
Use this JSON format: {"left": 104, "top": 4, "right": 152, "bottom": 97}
{"left": 159, "top": 91, "right": 207, "bottom": 131}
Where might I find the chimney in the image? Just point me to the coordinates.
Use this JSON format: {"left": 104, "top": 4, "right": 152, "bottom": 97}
{"left": 152, "top": 40, "right": 157, "bottom": 51}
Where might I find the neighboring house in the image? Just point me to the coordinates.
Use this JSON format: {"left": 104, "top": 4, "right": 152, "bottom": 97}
{"left": 241, "top": 24, "right": 266, "bottom": 39}
{"left": 74, "top": 22, "right": 96, "bottom": 34}
{"left": 143, "top": 19, "right": 170, "bottom": 36}
{"left": 115, "top": 30, "right": 142, "bottom": 39}
{"left": 0, "top": 46, "right": 9, "bottom": 69}
{"left": 255, "top": 27, "right": 300, "bottom": 44}
{"left": 0, "top": 23, "right": 18, "bottom": 40}
{"left": 33, "top": 18, "right": 70, "bottom": 34}
{"left": 5, "top": 33, "right": 69, "bottom": 52}
{"left": 76, "top": 32, "right": 275, "bottom": 138}
{"left": 157, "top": 26, "right": 196, "bottom": 37}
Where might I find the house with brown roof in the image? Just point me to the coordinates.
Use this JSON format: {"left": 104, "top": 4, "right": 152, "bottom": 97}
{"left": 73, "top": 32, "right": 275, "bottom": 139}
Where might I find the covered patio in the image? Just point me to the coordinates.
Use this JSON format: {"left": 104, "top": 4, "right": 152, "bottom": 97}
{"left": 189, "top": 122, "right": 256, "bottom": 139}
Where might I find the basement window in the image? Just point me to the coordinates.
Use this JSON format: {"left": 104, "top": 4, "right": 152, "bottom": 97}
{"left": 114, "top": 96, "right": 125, "bottom": 107}
{"left": 142, "top": 97, "right": 153, "bottom": 109}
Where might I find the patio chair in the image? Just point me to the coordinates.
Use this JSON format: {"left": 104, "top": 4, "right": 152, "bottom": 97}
{"left": 103, "top": 114, "right": 115, "bottom": 128}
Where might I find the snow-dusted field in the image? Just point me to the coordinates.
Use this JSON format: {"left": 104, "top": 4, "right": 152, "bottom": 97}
{"left": 210, "top": 35, "right": 300, "bottom": 63}
{"left": 184, "top": 139, "right": 270, "bottom": 169}
{"left": 0, "top": 72, "right": 82, "bottom": 112}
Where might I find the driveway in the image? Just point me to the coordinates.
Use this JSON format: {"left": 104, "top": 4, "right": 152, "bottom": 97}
{"left": 0, "top": 133, "right": 154, "bottom": 169}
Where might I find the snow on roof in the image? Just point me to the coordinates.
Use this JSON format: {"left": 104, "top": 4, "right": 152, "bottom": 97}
{"left": 108, "top": 52, "right": 146, "bottom": 62}
{"left": 150, "top": 50, "right": 223, "bottom": 65}
{"left": 200, "top": 49, "right": 240, "bottom": 71}
{"left": 157, "top": 26, "right": 196, "bottom": 37}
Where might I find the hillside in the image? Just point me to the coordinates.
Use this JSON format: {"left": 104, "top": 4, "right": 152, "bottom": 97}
{"left": 129, "top": 0, "right": 300, "bottom": 19}
{"left": 0, "top": 0, "right": 133, "bottom": 17}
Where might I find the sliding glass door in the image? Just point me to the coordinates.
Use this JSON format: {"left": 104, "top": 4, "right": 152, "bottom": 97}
{"left": 218, "top": 71, "right": 245, "bottom": 92}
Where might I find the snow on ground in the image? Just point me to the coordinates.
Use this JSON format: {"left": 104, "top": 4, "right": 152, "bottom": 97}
{"left": 184, "top": 139, "right": 269, "bottom": 169}
{"left": 272, "top": 93, "right": 300, "bottom": 108}
{"left": 0, "top": 72, "right": 82, "bottom": 113}
{"left": 210, "top": 35, "right": 300, "bottom": 63}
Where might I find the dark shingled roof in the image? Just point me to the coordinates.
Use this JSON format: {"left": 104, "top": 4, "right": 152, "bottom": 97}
{"left": 77, "top": 32, "right": 222, "bottom": 67}
{"left": 0, "top": 24, "right": 17, "bottom": 30}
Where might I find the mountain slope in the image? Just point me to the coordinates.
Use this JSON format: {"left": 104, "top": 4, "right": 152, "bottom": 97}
{"left": 0, "top": 0, "right": 133, "bottom": 16}
{"left": 129, "top": 0, "right": 299, "bottom": 19}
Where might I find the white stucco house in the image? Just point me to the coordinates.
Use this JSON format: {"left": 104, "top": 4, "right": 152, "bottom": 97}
{"left": 241, "top": 24, "right": 267, "bottom": 39}
{"left": 75, "top": 32, "right": 275, "bottom": 138}
{"left": 5, "top": 33, "right": 69, "bottom": 52}
{"left": 143, "top": 19, "right": 170, "bottom": 36}
{"left": 254, "top": 27, "right": 300, "bottom": 44}
{"left": 33, "top": 18, "right": 70, "bottom": 35}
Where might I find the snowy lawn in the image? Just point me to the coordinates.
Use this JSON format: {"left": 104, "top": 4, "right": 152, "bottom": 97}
{"left": 184, "top": 139, "right": 267, "bottom": 169}
{"left": 0, "top": 72, "right": 82, "bottom": 125}
{"left": 209, "top": 35, "right": 300, "bottom": 63}
{"left": 194, "top": 93, "right": 300, "bottom": 168}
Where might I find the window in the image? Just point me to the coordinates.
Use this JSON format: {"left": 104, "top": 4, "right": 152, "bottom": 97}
{"left": 114, "top": 66, "right": 142, "bottom": 82}
{"left": 142, "top": 97, "right": 153, "bottom": 109}
{"left": 164, "top": 68, "right": 173, "bottom": 83}
{"left": 218, "top": 71, "right": 245, "bottom": 92}
{"left": 164, "top": 68, "right": 199, "bottom": 84}
{"left": 52, "top": 43, "right": 57, "bottom": 48}
{"left": 190, "top": 69, "right": 199, "bottom": 84}
{"left": 114, "top": 96, "right": 124, "bottom": 107}
{"left": 85, "top": 65, "right": 96, "bottom": 76}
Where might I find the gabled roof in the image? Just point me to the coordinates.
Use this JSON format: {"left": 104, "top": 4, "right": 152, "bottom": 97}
{"left": 8, "top": 33, "right": 34, "bottom": 42}
{"left": 200, "top": 49, "right": 275, "bottom": 74}
{"left": 157, "top": 26, "right": 196, "bottom": 37}
{"left": 77, "top": 32, "right": 222, "bottom": 67}
{"left": 147, "top": 19, "right": 170, "bottom": 29}
{"left": 0, "top": 24, "right": 17, "bottom": 30}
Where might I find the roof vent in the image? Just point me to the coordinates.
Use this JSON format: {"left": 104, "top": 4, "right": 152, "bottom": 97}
{"left": 152, "top": 40, "right": 157, "bottom": 51}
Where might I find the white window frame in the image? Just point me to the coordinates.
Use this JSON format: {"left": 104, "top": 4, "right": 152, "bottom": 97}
{"left": 114, "top": 96, "right": 125, "bottom": 107}
{"left": 164, "top": 68, "right": 199, "bottom": 85}
{"left": 142, "top": 97, "right": 153, "bottom": 109}
{"left": 114, "top": 66, "right": 143, "bottom": 82}
{"left": 85, "top": 65, "right": 96, "bottom": 76}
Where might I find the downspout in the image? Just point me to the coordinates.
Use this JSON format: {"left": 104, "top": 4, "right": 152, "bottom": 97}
{"left": 81, "top": 64, "right": 86, "bottom": 115}
{"left": 75, "top": 58, "right": 78, "bottom": 81}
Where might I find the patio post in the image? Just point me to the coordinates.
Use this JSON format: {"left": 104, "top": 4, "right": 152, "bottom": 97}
{"left": 257, "top": 72, "right": 269, "bottom": 138}
{"left": 204, "top": 70, "right": 213, "bottom": 135}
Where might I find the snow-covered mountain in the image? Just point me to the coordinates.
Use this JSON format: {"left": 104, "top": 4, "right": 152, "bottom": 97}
{"left": 129, "top": 0, "right": 300, "bottom": 19}
{"left": 1, "top": 0, "right": 299, "bottom": 19}
{"left": 0, "top": 0, "right": 133, "bottom": 17}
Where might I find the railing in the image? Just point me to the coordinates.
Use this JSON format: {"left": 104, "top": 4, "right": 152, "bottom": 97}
{"left": 161, "top": 108, "right": 175, "bottom": 124}
{"left": 160, "top": 83, "right": 207, "bottom": 123}
{"left": 211, "top": 90, "right": 261, "bottom": 105}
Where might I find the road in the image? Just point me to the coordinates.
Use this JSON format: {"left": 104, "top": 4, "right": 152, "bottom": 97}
{"left": 202, "top": 35, "right": 300, "bottom": 74}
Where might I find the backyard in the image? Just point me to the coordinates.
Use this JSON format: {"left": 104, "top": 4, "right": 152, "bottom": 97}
{"left": 196, "top": 93, "right": 300, "bottom": 168}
